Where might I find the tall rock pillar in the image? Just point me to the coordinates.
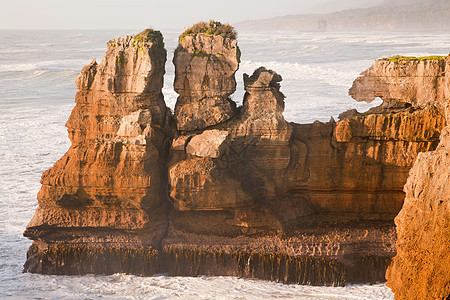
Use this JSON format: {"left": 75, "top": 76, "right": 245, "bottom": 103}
{"left": 173, "top": 21, "right": 240, "bottom": 132}
{"left": 24, "top": 29, "right": 171, "bottom": 272}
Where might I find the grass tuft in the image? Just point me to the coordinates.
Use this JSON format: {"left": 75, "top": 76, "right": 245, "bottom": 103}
{"left": 132, "top": 28, "right": 166, "bottom": 60}
{"left": 382, "top": 55, "right": 448, "bottom": 62}
{"left": 179, "top": 20, "right": 237, "bottom": 42}
{"left": 133, "top": 28, "right": 163, "bottom": 44}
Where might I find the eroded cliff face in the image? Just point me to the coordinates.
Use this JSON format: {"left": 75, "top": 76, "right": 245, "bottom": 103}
{"left": 348, "top": 57, "right": 450, "bottom": 299}
{"left": 23, "top": 27, "right": 448, "bottom": 288}
{"left": 173, "top": 32, "right": 240, "bottom": 132}
{"left": 386, "top": 120, "right": 450, "bottom": 300}
{"left": 24, "top": 29, "right": 172, "bottom": 267}
{"left": 169, "top": 67, "right": 291, "bottom": 213}
{"left": 380, "top": 73, "right": 449, "bottom": 299}
{"left": 349, "top": 57, "right": 450, "bottom": 108}
{"left": 163, "top": 54, "right": 445, "bottom": 285}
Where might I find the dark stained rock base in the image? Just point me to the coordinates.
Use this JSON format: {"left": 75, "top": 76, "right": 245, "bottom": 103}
{"left": 24, "top": 242, "right": 391, "bottom": 286}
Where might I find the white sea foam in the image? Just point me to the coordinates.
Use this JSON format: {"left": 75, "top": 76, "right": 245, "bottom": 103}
{"left": 2, "top": 273, "right": 394, "bottom": 300}
{"left": 0, "top": 59, "right": 88, "bottom": 73}
{"left": 239, "top": 60, "right": 356, "bottom": 87}
{"left": 0, "top": 63, "right": 37, "bottom": 72}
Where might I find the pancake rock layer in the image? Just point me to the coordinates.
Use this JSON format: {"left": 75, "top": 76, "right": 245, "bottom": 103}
{"left": 173, "top": 30, "right": 240, "bottom": 132}
{"left": 24, "top": 29, "right": 172, "bottom": 260}
{"left": 363, "top": 58, "right": 450, "bottom": 300}
{"left": 23, "top": 27, "right": 448, "bottom": 290}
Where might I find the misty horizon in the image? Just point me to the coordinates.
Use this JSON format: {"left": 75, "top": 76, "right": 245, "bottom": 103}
{"left": 0, "top": 0, "right": 393, "bottom": 30}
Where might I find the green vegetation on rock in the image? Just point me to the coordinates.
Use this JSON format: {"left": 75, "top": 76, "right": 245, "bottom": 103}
{"left": 191, "top": 49, "right": 209, "bottom": 59}
{"left": 133, "top": 28, "right": 163, "bottom": 44}
{"left": 131, "top": 28, "right": 166, "bottom": 60}
{"left": 116, "top": 51, "right": 125, "bottom": 68}
{"left": 179, "top": 20, "right": 237, "bottom": 41}
{"left": 383, "top": 55, "right": 448, "bottom": 62}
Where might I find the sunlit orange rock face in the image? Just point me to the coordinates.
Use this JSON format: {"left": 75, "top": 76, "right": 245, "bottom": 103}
{"left": 370, "top": 59, "right": 450, "bottom": 299}
{"left": 23, "top": 26, "right": 448, "bottom": 289}
{"left": 386, "top": 117, "right": 450, "bottom": 300}
{"left": 24, "top": 29, "right": 172, "bottom": 251}
{"left": 168, "top": 56, "right": 445, "bottom": 231}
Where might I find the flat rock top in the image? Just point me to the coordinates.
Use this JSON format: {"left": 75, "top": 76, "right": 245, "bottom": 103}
{"left": 186, "top": 130, "right": 229, "bottom": 158}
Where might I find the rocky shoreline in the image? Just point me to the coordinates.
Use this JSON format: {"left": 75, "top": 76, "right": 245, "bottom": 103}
{"left": 23, "top": 22, "right": 449, "bottom": 298}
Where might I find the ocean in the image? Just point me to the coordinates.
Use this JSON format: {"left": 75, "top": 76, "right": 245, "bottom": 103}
{"left": 1, "top": 28, "right": 449, "bottom": 299}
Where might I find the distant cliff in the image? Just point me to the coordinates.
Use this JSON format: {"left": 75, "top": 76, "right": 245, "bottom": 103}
{"left": 236, "top": 0, "right": 450, "bottom": 31}
{"left": 23, "top": 22, "right": 448, "bottom": 293}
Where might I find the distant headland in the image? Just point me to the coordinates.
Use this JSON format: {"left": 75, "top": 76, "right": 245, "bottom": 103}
{"left": 236, "top": 0, "right": 450, "bottom": 32}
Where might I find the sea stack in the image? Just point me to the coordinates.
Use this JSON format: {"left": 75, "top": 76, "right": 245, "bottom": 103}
{"left": 173, "top": 21, "right": 240, "bottom": 132}
{"left": 24, "top": 28, "right": 172, "bottom": 273}
{"left": 168, "top": 66, "right": 292, "bottom": 213}
{"left": 23, "top": 24, "right": 449, "bottom": 295}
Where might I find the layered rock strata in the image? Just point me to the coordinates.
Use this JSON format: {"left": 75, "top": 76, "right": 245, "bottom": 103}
{"left": 24, "top": 27, "right": 448, "bottom": 289}
{"left": 169, "top": 66, "right": 292, "bottom": 214}
{"left": 173, "top": 26, "right": 240, "bottom": 132}
{"left": 164, "top": 57, "right": 444, "bottom": 285}
{"left": 349, "top": 56, "right": 450, "bottom": 108}
{"left": 24, "top": 28, "right": 172, "bottom": 267}
{"left": 375, "top": 59, "right": 450, "bottom": 300}
{"left": 386, "top": 114, "right": 450, "bottom": 299}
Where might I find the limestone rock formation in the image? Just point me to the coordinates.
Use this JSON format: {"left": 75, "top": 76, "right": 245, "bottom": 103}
{"left": 164, "top": 57, "right": 446, "bottom": 284}
{"left": 22, "top": 26, "right": 449, "bottom": 289}
{"left": 349, "top": 56, "right": 450, "bottom": 108}
{"left": 168, "top": 66, "right": 292, "bottom": 216}
{"left": 381, "top": 65, "right": 450, "bottom": 300}
{"left": 386, "top": 125, "right": 450, "bottom": 299}
{"left": 349, "top": 56, "right": 450, "bottom": 299}
{"left": 24, "top": 28, "right": 171, "bottom": 262}
{"left": 165, "top": 56, "right": 446, "bottom": 286}
{"left": 173, "top": 21, "right": 240, "bottom": 132}
{"left": 185, "top": 129, "right": 228, "bottom": 158}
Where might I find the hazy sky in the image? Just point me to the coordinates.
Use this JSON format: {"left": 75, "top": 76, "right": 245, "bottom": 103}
{"left": 1, "top": 0, "right": 354, "bottom": 30}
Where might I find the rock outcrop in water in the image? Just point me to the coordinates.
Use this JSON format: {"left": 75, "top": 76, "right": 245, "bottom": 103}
{"left": 23, "top": 24, "right": 449, "bottom": 292}
{"left": 23, "top": 28, "right": 172, "bottom": 257}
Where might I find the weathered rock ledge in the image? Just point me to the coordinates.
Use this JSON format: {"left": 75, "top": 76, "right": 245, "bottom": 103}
{"left": 23, "top": 25, "right": 449, "bottom": 292}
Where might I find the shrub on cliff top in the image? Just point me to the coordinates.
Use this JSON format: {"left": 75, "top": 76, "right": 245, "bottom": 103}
{"left": 179, "top": 20, "right": 237, "bottom": 41}
{"left": 132, "top": 28, "right": 166, "bottom": 57}
{"left": 133, "top": 28, "right": 163, "bottom": 44}
{"left": 383, "top": 55, "right": 448, "bottom": 62}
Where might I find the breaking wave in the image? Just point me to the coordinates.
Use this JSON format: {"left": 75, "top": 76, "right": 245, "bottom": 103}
{"left": 0, "top": 59, "right": 89, "bottom": 73}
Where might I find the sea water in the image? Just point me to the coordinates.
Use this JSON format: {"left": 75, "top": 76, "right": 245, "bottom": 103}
{"left": 1, "top": 28, "right": 449, "bottom": 299}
